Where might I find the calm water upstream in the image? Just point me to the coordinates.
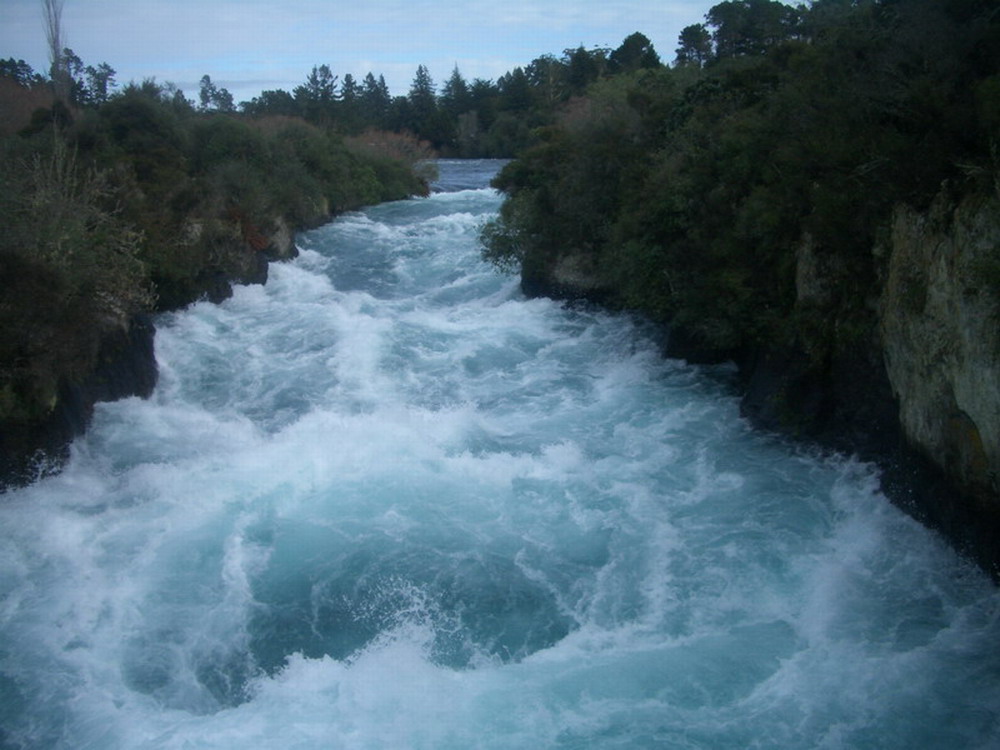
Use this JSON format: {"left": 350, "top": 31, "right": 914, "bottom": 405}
{"left": 1, "top": 160, "right": 998, "bottom": 749}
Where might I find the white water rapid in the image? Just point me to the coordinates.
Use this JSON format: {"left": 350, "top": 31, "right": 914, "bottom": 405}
{"left": 1, "top": 160, "right": 998, "bottom": 749}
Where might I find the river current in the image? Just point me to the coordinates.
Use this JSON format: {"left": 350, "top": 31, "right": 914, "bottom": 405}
{"left": 1, "top": 160, "right": 998, "bottom": 749}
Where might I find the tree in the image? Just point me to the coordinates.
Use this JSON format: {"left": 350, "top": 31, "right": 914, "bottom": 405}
{"left": 409, "top": 64, "right": 436, "bottom": 113}
{"left": 242, "top": 88, "right": 297, "bottom": 117}
{"left": 340, "top": 73, "right": 360, "bottom": 104}
{"left": 439, "top": 65, "right": 470, "bottom": 118}
{"left": 706, "top": 0, "right": 801, "bottom": 59}
{"left": 60, "top": 49, "right": 117, "bottom": 107}
{"left": 162, "top": 82, "right": 194, "bottom": 113}
{"left": 468, "top": 77, "right": 499, "bottom": 129}
{"left": 84, "top": 62, "right": 116, "bottom": 105}
{"left": 526, "top": 54, "right": 566, "bottom": 105}
{"left": 407, "top": 64, "right": 442, "bottom": 141}
{"left": 338, "top": 73, "right": 363, "bottom": 132}
{"left": 61, "top": 47, "right": 85, "bottom": 104}
{"left": 294, "top": 64, "right": 338, "bottom": 123}
{"left": 302, "top": 64, "right": 338, "bottom": 103}
{"left": 564, "top": 46, "right": 606, "bottom": 96}
{"left": 608, "top": 32, "right": 661, "bottom": 73}
{"left": 675, "top": 24, "right": 713, "bottom": 67}
{"left": 0, "top": 58, "right": 44, "bottom": 88}
{"left": 198, "top": 74, "right": 234, "bottom": 112}
{"left": 361, "top": 72, "right": 391, "bottom": 127}
{"left": 42, "top": 0, "right": 67, "bottom": 101}
{"left": 498, "top": 67, "right": 533, "bottom": 113}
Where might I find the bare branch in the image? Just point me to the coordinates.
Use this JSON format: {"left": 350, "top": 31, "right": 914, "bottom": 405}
{"left": 41, "top": 0, "right": 67, "bottom": 101}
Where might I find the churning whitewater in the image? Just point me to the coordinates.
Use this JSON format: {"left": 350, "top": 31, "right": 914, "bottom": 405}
{"left": 1, "top": 160, "right": 998, "bottom": 749}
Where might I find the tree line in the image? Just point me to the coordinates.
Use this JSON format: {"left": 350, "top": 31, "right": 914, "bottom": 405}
{"left": 3, "top": 29, "right": 664, "bottom": 157}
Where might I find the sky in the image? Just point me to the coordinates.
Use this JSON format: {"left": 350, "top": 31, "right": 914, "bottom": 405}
{"left": 1, "top": 1, "right": 718, "bottom": 104}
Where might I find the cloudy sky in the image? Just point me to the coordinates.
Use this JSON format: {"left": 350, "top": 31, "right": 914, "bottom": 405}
{"left": 1, "top": 1, "right": 717, "bottom": 103}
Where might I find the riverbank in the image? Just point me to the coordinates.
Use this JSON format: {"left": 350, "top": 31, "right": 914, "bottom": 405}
{"left": 0, "top": 91, "right": 431, "bottom": 489}
{"left": 509, "top": 182, "right": 1000, "bottom": 580}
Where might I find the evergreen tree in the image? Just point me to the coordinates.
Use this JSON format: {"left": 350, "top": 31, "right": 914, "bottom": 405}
{"left": 706, "top": 0, "right": 801, "bottom": 59}
{"left": 0, "top": 58, "right": 44, "bottom": 87}
{"left": 675, "top": 24, "right": 713, "bottom": 67}
{"left": 361, "top": 72, "right": 391, "bottom": 128}
{"left": 62, "top": 48, "right": 85, "bottom": 105}
{"left": 526, "top": 54, "right": 566, "bottom": 105}
{"left": 564, "top": 46, "right": 606, "bottom": 96}
{"left": 294, "top": 64, "right": 338, "bottom": 123}
{"left": 84, "top": 62, "right": 116, "bottom": 105}
{"left": 339, "top": 73, "right": 363, "bottom": 132}
{"left": 608, "top": 32, "right": 661, "bottom": 73}
{"left": 341, "top": 73, "right": 360, "bottom": 104}
{"left": 242, "top": 89, "right": 298, "bottom": 117}
{"left": 468, "top": 77, "right": 499, "bottom": 130}
{"left": 408, "top": 64, "right": 444, "bottom": 143}
{"left": 198, "top": 74, "right": 234, "bottom": 112}
{"left": 498, "top": 67, "right": 534, "bottom": 113}
{"left": 409, "top": 64, "right": 436, "bottom": 115}
{"left": 61, "top": 49, "right": 116, "bottom": 107}
{"left": 439, "top": 65, "right": 471, "bottom": 118}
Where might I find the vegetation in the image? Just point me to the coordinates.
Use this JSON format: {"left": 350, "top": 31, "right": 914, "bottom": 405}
{"left": 0, "top": 57, "right": 430, "bottom": 446}
{"left": 483, "top": 0, "right": 1000, "bottom": 363}
{"left": 4, "top": 0, "right": 997, "bottom": 483}
{"left": 5, "top": 12, "right": 664, "bottom": 475}
{"left": 238, "top": 33, "right": 663, "bottom": 156}
{"left": 0, "top": 18, "right": 681, "bottom": 449}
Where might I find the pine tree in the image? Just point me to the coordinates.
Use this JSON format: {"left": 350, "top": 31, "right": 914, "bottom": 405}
{"left": 439, "top": 65, "right": 470, "bottom": 118}
{"left": 361, "top": 72, "right": 391, "bottom": 128}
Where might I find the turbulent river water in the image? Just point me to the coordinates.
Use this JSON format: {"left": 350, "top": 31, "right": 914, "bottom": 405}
{"left": 1, "top": 160, "right": 998, "bottom": 749}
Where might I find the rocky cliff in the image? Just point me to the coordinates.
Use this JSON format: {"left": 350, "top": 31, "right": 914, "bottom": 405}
{"left": 0, "top": 210, "right": 298, "bottom": 491}
{"left": 0, "top": 314, "right": 157, "bottom": 488}
{"left": 879, "top": 188, "right": 1000, "bottom": 547}
{"left": 520, "top": 184, "right": 1000, "bottom": 577}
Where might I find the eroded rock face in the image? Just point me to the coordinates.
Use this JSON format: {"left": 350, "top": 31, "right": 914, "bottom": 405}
{"left": 881, "top": 189, "right": 1000, "bottom": 503}
{"left": 521, "top": 250, "right": 610, "bottom": 303}
{"left": 0, "top": 315, "right": 157, "bottom": 490}
{"left": 266, "top": 217, "right": 298, "bottom": 261}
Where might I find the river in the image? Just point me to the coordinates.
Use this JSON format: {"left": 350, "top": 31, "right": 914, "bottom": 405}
{"left": 1, "top": 159, "right": 997, "bottom": 749}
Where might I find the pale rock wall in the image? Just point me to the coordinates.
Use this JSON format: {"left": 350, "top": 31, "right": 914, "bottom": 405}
{"left": 880, "top": 189, "right": 1000, "bottom": 503}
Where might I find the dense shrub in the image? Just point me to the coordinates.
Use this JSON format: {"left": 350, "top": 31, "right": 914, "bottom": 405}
{"left": 0, "top": 135, "right": 150, "bottom": 424}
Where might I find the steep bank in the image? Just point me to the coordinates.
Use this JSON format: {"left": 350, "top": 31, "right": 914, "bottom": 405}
{"left": 0, "top": 315, "right": 157, "bottom": 487}
{"left": 881, "top": 189, "right": 999, "bottom": 506}
{"left": 0, "top": 188, "right": 434, "bottom": 489}
{"left": 514, "top": 182, "right": 1000, "bottom": 577}
{"left": 0, "top": 105, "right": 430, "bottom": 489}
{"left": 0, "top": 211, "right": 292, "bottom": 489}
{"left": 736, "top": 185, "right": 1000, "bottom": 576}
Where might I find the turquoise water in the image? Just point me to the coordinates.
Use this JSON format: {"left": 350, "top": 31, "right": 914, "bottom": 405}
{"left": 1, "top": 160, "right": 998, "bottom": 749}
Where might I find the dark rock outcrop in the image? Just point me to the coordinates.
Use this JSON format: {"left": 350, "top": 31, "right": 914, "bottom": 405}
{"left": 0, "top": 315, "right": 157, "bottom": 490}
{"left": 0, "top": 209, "right": 291, "bottom": 491}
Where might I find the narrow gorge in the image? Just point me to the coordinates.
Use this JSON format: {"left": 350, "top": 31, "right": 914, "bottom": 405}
{"left": 1, "top": 161, "right": 997, "bottom": 749}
